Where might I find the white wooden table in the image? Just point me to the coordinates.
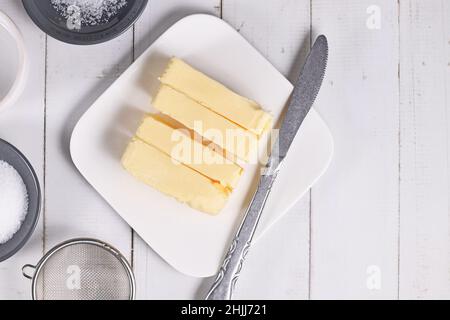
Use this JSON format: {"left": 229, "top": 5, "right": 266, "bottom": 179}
{"left": 0, "top": 0, "right": 449, "bottom": 300}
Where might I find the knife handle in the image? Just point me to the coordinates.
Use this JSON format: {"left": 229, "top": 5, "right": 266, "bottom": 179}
{"left": 205, "top": 172, "right": 278, "bottom": 300}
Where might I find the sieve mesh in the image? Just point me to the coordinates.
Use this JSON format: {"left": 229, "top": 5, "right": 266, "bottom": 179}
{"left": 33, "top": 240, "right": 133, "bottom": 300}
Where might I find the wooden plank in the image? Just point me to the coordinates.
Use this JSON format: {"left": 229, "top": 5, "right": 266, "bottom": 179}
{"left": 232, "top": 201, "right": 310, "bottom": 299}
{"left": 223, "top": 0, "right": 311, "bottom": 79}
{"left": 222, "top": 0, "right": 311, "bottom": 300}
{"left": 133, "top": 0, "right": 312, "bottom": 299}
{"left": 133, "top": 0, "right": 221, "bottom": 57}
{"left": 0, "top": 0, "right": 45, "bottom": 300}
{"left": 132, "top": 0, "right": 222, "bottom": 300}
{"left": 44, "top": 21, "right": 134, "bottom": 263}
{"left": 310, "top": 0, "right": 400, "bottom": 299}
{"left": 399, "top": 0, "right": 450, "bottom": 299}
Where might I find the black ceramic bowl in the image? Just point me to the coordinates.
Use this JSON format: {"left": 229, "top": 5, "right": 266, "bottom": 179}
{"left": 0, "top": 139, "right": 41, "bottom": 262}
{"left": 22, "top": 0, "right": 148, "bottom": 45}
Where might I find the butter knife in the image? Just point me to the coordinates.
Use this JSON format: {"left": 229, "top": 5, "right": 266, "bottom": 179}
{"left": 205, "top": 35, "right": 329, "bottom": 300}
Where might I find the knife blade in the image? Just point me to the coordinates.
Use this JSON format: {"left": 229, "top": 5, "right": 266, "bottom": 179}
{"left": 205, "top": 35, "right": 329, "bottom": 300}
{"left": 277, "top": 34, "right": 329, "bottom": 161}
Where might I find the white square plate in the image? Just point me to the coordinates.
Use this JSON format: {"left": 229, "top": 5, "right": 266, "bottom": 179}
{"left": 70, "top": 14, "right": 333, "bottom": 277}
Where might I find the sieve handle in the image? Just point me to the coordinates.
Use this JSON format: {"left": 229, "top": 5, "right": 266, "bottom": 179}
{"left": 22, "top": 264, "right": 36, "bottom": 280}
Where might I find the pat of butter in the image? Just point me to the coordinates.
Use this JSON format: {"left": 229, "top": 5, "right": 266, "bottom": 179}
{"left": 152, "top": 85, "right": 258, "bottom": 162}
{"left": 136, "top": 116, "right": 243, "bottom": 189}
{"left": 160, "top": 58, "right": 273, "bottom": 136}
{"left": 122, "top": 138, "right": 229, "bottom": 215}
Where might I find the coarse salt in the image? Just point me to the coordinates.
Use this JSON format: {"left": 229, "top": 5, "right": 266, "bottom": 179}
{"left": 51, "top": 0, "right": 128, "bottom": 30}
{"left": 0, "top": 160, "right": 28, "bottom": 244}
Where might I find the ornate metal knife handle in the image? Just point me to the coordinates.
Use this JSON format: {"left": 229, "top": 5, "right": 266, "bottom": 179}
{"left": 205, "top": 167, "right": 279, "bottom": 300}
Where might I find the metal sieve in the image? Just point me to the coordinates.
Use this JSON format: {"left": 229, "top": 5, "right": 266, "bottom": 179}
{"left": 22, "top": 238, "right": 135, "bottom": 300}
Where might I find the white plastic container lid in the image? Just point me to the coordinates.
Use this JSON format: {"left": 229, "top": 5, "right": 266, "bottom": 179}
{"left": 0, "top": 11, "right": 28, "bottom": 113}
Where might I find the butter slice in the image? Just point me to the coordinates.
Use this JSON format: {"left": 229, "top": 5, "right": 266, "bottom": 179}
{"left": 122, "top": 138, "right": 228, "bottom": 215}
{"left": 135, "top": 116, "right": 243, "bottom": 189}
{"left": 160, "top": 58, "right": 273, "bottom": 136}
{"left": 152, "top": 85, "right": 258, "bottom": 162}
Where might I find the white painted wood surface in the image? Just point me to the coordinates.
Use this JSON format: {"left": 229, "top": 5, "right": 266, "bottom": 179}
{"left": 399, "top": 0, "right": 450, "bottom": 300}
{"left": 0, "top": 0, "right": 449, "bottom": 300}
{"left": 44, "top": 8, "right": 134, "bottom": 263}
{"left": 222, "top": 0, "right": 311, "bottom": 300}
{"left": 310, "top": 0, "right": 400, "bottom": 299}
{"left": 132, "top": 0, "right": 221, "bottom": 300}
